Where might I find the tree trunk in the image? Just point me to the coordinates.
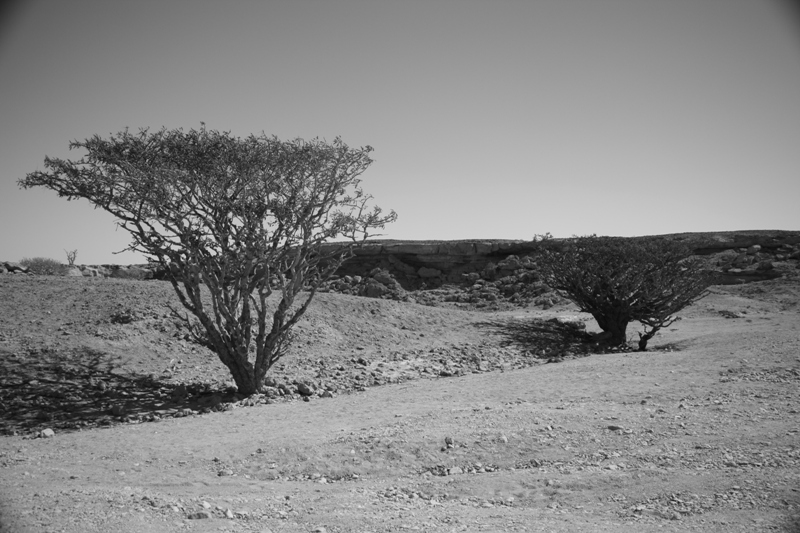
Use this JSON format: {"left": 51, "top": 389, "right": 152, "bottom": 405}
{"left": 228, "top": 364, "right": 259, "bottom": 396}
{"left": 215, "top": 345, "right": 260, "bottom": 396}
{"left": 593, "top": 312, "right": 629, "bottom": 347}
{"left": 637, "top": 327, "right": 659, "bottom": 351}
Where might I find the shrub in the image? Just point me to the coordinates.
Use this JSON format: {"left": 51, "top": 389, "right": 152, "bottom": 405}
{"left": 20, "top": 257, "right": 68, "bottom": 276}
{"left": 533, "top": 235, "right": 712, "bottom": 350}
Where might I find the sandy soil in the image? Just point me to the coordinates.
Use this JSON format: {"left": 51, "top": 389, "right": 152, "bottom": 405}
{"left": 1, "top": 274, "right": 799, "bottom": 532}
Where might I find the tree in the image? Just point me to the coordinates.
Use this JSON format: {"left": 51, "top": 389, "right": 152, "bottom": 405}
{"left": 20, "top": 126, "right": 396, "bottom": 394}
{"left": 533, "top": 235, "right": 712, "bottom": 350}
{"left": 64, "top": 249, "right": 78, "bottom": 266}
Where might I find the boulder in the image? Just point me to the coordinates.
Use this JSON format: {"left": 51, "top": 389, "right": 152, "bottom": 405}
{"left": 371, "top": 269, "right": 397, "bottom": 287}
{"left": 746, "top": 245, "right": 761, "bottom": 255}
{"left": 66, "top": 267, "right": 83, "bottom": 277}
{"left": 296, "top": 382, "right": 315, "bottom": 396}
{"left": 364, "top": 280, "right": 389, "bottom": 298}
{"left": 3, "top": 261, "right": 29, "bottom": 273}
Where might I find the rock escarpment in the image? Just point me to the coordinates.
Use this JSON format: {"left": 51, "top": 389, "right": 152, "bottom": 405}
{"left": 4, "top": 231, "right": 799, "bottom": 306}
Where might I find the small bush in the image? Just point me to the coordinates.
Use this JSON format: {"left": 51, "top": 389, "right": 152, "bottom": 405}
{"left": 20, "top": 257, "right": 68, "bottom": 276}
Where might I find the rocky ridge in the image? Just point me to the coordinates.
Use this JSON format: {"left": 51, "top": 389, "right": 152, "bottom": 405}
{"left": 4, "top": 231, "right": 800, "bottom": 311}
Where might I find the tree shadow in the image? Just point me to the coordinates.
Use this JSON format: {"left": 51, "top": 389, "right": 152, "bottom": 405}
{"left": 0, "top": 345, "right": 240, "bottom": 436}
{"left": 476, "top": 317, "right": 605, "bottom": 360}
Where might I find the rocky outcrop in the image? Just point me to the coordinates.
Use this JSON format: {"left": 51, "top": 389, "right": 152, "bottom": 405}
{"left": 325, "top": 240, "right": 543, "bottom": 290}
{"left": 322, "top": 232, "right": 800, "bottom": 292}
{"left": 1, "top": 261, "right": 30, "bottom": 274}
{"left": 5, "top": 231, "right": 799, "bottom": 295}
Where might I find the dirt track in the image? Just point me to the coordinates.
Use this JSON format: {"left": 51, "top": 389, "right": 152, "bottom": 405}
{"left": 1, "top": 274, "right": 799, "bottom": 532}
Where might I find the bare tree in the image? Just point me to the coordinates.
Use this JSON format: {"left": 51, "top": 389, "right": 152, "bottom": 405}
{"left": 64, "top": 249, "right": 78, "bottom": 266}
{"left": 20, "top": 126, "right": 396, "bottom": 394}
{"left": 534, "top": 235, "right": 711, "bottom": 350}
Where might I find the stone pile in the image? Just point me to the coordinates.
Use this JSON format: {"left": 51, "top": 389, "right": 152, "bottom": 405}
{"left": 707, "top": 242, "right": 800, "bottom": 284}
{"left": 0, "top": 261, "right": 30, "bottom": 274}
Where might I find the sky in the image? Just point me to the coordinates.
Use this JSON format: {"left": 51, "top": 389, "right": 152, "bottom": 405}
{"left": 1, "top": 0, "right": 799, "bottom": 265}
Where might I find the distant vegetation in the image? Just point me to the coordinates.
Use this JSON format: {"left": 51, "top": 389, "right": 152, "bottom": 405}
{"left": 20, "top": 257, "right": 68, "bottom": 276}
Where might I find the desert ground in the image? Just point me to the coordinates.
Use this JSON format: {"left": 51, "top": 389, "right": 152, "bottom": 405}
{"left": 1, "top": 269, "right": 799, "bottom": 532}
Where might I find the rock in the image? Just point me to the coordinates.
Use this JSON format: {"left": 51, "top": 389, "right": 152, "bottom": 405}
{"left": 278, "top": 383, "right": 294, "bottom": 396}
{"left": 364, "top": 281, "right": 389, "bottom": 298}
{"left": 187, "top": 511, "right": 211, "bottom": 519}
{"left": 418, "top": 267, "right": 442, "bottom": 278}
{"left": 110, "top": 405, "right": 126, "bottom": 416}
{"left": 296, "top": 382, "right": 315, "bottom": 396}
{"left": 746, "top": 244, "right": 761, "bottom": 255}
{"left": 82, "top": 267, "right": 101, "bottom": 277}
{"left": 65, "top": 267, "right": 83, "bottom": 277}
{"left": 218, "top": 469, "right": 234, "bottom": 476}
{"left": 448, "top": 466, "right": 463, "bottom": 475}
{"left": 371, "top": 269, "right": 397, "bottom": 287}
{"left": 40, "top": 428, "right": 55, "bottom": 438}
{"left": 224, "top": 508, "right": 234, "bottom": 519}
{"left": 3, "top": 262, "right": 29, "bottom": 274}
{"left": 756, "top": 261, "right": 774, "bottom": 271}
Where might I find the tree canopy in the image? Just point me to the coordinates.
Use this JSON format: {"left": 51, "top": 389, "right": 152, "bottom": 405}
{"left": 20, "top": 126, "right": 396, "bottom": 394}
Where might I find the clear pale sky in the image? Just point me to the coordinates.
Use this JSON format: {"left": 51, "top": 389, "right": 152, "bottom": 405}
{"left": 1, "top": 0, "right": 799, "bottom": 265}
